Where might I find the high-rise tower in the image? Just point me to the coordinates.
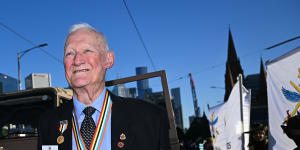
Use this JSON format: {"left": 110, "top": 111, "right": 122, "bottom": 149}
{"left": 0, "top": 73, "right": 18, "bottom": 93}
{"left": 136, "top": 67, "right": 152, "bottom": 99}
{"left": 171, "top": 87, "right": 184, "bottom": 129}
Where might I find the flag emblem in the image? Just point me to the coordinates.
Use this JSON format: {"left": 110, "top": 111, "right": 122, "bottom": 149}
{"left": 281, "top": 68, "right": 300, "bottom": 124}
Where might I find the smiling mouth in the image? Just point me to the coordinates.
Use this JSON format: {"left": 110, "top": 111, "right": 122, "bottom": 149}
{"left": 73, "top": 69, "right": 89, "bottom": 73}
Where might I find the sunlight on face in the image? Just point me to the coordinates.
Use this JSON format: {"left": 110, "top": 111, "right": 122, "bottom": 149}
{"left": 63, "top": 29, "right": 107, "bottom": 89}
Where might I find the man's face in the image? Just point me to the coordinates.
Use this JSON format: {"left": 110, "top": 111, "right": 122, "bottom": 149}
{"left": 253, "top": 130, "right": 265, "bottom": 142}
{"left": 63, "top": 29, "right": 108, "bottom": 89}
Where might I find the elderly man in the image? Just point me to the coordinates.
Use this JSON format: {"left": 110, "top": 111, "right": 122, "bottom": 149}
{"left": 38, "top": 23, "right": 170, "bottom": 150}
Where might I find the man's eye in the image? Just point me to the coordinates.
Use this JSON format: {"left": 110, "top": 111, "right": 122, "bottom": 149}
{"left": 65, "top": 52, "right": 74, "bottom": 56}
{"left": 84, "top": 49, "right": 93, "bottom": 53}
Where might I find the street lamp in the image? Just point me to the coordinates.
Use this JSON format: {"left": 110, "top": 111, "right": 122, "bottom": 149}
{"left": 17, "top": 43, "right": 48, "bottom": 90}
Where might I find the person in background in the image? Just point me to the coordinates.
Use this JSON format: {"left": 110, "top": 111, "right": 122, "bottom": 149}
{"left": 203, "top": 138, "right": 213, "bottom": 150}
{"left": 247, "top": 123, "right": 268, "bottom": 150}
{"left": 281, "top": 115, "right": 300, "bottom": 150}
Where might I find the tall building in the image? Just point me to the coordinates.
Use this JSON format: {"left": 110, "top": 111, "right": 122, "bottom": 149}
{"left": 25, "top": 73, "right": 51, "bottom": 89}
{"left": 129, "top": 87, "right": 137, "bottom": 98}
{"left": 136, "top": 67, "right": 152, "bottom": 99}
{"left": 112, "top": 84, "right": 130, "bottom": 98}
{"left": 224, "top": 29, "right": 244, "bottom": 102}
{"left": 244, "top": 74, "right": 260, "bottom": 104}
{"left": 143, "top": 91, "right": 165, "bottom": 109}
{"left": 256, "top": 58, "right": 268, "bottom": 106}
{"left": 0, "top": 73, "right": 18, "bottom": 94}
{"left": 171, "top": 88, "right": 184, "bottom": 129}
{"left": 245, "top": 58, "right": 268, "bottom": 125}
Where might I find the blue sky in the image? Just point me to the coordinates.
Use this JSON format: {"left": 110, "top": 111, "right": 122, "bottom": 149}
{"left": 1, "top": 0, "right": 300, "bottom": 128}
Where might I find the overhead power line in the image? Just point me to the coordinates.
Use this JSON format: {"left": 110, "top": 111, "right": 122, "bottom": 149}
{"left": 265, "top": 36, "right": 300, "bottom": 50}
{"left": 122, "top": 0, "right": 157, "bottom": 71}
{"left": 167, "top": 48, "right": 265, "bottom": 86}
{"left": 0, "top": 22, "right": 63, "bottom": 64}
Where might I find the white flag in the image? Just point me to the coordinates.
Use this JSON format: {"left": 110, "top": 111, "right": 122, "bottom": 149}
{"left": 208, "top": 102, "right": 227, "bottom": 150}
{"left": 208, "top": 81, "right": 250, "bottom": 150}
{"left": 267, "top": 47, "right": 300, "bottom": 150}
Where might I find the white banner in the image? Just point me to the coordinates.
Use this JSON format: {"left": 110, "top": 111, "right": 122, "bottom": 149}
{"left": 208, "top": 102, "right": 226, "bottom": 150}
{"left": 208, "top": 81, "right": 250, "bottom": 150}
{"left": 267, "top": 47, "right": 300, "bottom": 150}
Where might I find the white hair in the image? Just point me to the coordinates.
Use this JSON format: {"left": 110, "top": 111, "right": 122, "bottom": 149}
{"left": 68, "top": 23, "right": 109, "bottom": 51}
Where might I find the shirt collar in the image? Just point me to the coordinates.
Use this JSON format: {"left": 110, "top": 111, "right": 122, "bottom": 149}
{"left": 73, "top": 88, "right": 107, "bottom": 116}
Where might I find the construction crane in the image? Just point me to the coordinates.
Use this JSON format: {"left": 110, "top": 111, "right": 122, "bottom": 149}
{"left": 189, "top": 73, "right": 200, "bottom": 118}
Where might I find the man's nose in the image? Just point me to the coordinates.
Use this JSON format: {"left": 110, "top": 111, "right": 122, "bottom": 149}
{"left": 73, "top": 53, "right": 85, "bottom": 65}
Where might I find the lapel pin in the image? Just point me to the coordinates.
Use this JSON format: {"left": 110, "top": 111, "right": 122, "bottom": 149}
{"left": 120, "top": 133, "right": 126, "bottom": 140}
{"left": 117, "top": 141, "right": 124, "bottom": 148}
{"left": 57, "top": 120, "right": 68, "bottom": 144}
{"left": 57, "top": 135, "right": 64, "bottom": 144}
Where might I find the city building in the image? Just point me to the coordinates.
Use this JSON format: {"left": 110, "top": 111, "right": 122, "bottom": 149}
{"left": 143, "top": 91, "right": 166, "bottom": 109}
{"left": 189, "top": 116, "right": 195, "bottom": 126}
{"left": 25, "top": 73, "right": 51, "bottom": 89}
{"left": 171, "top": 87, "right": 184, "bottom": 129}
{"left": 129, "top": 87, "right": 137, "bottom": 98}
{"left": 224, "top": 29, "right": 244, "bottom": 102}
{"left": 136, "top": 67, "right": 152, "bottom": 99}
{"left": 0, "top": 73, "right": 18, "bottom": 94}
{"left": 244, "top": 74, "right": 260, "bottom": 104}
{"left": 112, "top": 84, "right": 130, "bottom": 98}
{"left": 245, "top": 59, "right": 268, "bottom": 125}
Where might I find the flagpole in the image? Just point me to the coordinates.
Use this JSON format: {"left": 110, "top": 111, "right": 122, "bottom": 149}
{"left": 247, "top": 89, "right": 252, "bottom": 149}
{"left": 238, "top": 74, "right": 245, "bottom": 150}
{"left": 249, "top": 89, "right": 252, "bottom": 125}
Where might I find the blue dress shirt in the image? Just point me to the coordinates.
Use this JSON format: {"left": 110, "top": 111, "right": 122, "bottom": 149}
{"left": 72, "top": 88, "right": 111, "bottom": 150}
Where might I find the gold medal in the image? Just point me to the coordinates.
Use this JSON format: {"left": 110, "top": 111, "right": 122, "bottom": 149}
{"left": 57, "top": 135, "right": 64, "bottom": 144}
{"left": 120, "top": 133, "right": 126, "bottom": 140}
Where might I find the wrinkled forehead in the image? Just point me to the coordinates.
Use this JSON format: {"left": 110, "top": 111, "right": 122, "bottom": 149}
{"left": 64, "top": 29, "right": 102, "bottom": 50}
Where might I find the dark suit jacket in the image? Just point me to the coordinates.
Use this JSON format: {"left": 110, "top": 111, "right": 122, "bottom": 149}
{"left": 38, "top": 92, "right": 170, "bottom": 150}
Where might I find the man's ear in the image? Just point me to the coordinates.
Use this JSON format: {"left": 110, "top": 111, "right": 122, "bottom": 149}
{"left": 104, "top": 51, "right": 114, "bottom": 69}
